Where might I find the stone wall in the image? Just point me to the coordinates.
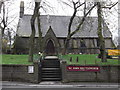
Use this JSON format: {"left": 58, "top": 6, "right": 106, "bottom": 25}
{"left": 1, "top": 61, "right": 120, "bottom": 83}
{"left": 61, "top": 60, "right": 120, "bottom": 83}
{"left": 1, "top": 62, "right": 40, "bottom": 83}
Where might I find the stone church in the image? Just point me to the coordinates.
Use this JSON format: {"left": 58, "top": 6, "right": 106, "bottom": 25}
{"left": 13, "top": 1, "right": 114, "bottom": 55}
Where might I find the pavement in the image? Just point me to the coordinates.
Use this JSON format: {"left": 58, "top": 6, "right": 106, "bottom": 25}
{"left": 1, "top": 81, "right": 120, "bottom": 89}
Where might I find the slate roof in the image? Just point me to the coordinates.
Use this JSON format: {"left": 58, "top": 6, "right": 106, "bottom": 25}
{"left": 17, "top": 15, "right": 112, "bottom": 38}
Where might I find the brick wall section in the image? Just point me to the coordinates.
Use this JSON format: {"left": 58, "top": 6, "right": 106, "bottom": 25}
{"left": 61, "top": 60, "right": 119, "bottom": 83}
{"left": 1, "top": 62, "right": 40, "bottom": 83}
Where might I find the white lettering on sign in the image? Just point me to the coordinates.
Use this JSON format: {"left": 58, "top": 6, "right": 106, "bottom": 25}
{"left": 73, "top": 67, "right": 79, "bottom": 69}
{"left": 67, "top": 66, "right": 100, "bottom": 72}
{"left": 68, "top": 67, "right": 72, "bottom": 70}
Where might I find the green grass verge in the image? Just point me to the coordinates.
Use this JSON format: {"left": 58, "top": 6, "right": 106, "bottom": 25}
{"left": 1, "top": 54, "right": 119, "bottom": 65}
{"left": 62, "top": 54, "right": 119, "bottom": 65}
{"left": 1, "top": 54, "right": 33, "bottom": 65}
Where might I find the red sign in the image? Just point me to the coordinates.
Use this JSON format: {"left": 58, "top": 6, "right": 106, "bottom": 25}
{"left": 67, "top": 66, "right": 100, "bottom": 72}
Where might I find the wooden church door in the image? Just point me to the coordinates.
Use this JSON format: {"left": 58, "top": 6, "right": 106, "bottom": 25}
{"left": 46, "top": 40, "right": 55, "bottom": 55}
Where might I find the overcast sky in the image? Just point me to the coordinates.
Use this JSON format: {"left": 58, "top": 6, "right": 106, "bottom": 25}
{"left": 1, "top": 0, "right": 118, "bottom": 45}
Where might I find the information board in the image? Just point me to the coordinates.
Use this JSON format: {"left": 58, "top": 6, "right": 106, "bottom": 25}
{"left": 28, "top": 66, "right": 34, "bottom": 73}
{"left": 67, "top": 66, "right": 100, "bottom": 72}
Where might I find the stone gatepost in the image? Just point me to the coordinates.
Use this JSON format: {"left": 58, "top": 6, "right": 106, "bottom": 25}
{"left": 60, "top": 60, "right": 68, "bottom": 83}
{"left": 33, "top": 61, "right": 41, "bottom": 83}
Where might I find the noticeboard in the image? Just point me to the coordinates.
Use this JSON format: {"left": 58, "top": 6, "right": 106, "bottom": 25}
{"left": 28, "top": 66, "right": 34, "bottom": 73}
{"left": 67, "top": 66, "right": 100, "bottom": 72}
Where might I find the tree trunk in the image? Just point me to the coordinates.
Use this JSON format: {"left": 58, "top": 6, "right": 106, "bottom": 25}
{"left": 28, "top": 17, "right": 36, "bottom": 62}
{"left": 0, "top": 1, "right": 2, "bottom": 12}
{"left": 62, "top": 3, "right": 77, "bottom": 55}
{"left": 62, "top": 35, "right": 71, "bottom": 55}
{"left": 28, "top": 2, "right": 40, "bottom": 62}
{"left": 97, "top": 2, "right": 107, "bottom": 62}
{"left": 1, "top": 2, "right": 6, "bottom": 36}
{"left": 37, "top": 12, "right": 43, "bottom": 53}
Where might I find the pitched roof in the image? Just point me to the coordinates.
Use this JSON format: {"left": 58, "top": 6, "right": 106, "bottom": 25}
{"left": 17, "top": 15, "right": 112, "bottom": 38}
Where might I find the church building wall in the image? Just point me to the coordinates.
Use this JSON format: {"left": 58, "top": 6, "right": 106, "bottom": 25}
{"left": 14, "top": 36, "right": 114, "bottom": 55}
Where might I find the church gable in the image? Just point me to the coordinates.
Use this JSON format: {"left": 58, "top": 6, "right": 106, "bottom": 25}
{"left": 42, "top": 26, "right": 60, "bottom": 55}
{"left": 43, "top": 26, "right": 57, "bottom": 40}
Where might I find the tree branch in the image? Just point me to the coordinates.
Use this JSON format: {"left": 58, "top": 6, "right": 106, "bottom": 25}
{"left": 76, "top": 2, "right": 85, "bottom": 8}
{"left": 70, "top": 3, "right": 97, "bottom": 37}
{"left": 68, "top": 1, "right": 85, "bottom": 35}
{"left": 0, "top": 1, "right": 3, "bottom": 13}
{"left": 61, "top": 0, "right": 73, "bottom": 8}
{"left": 2, "top": 2, "right": 7, "bottom": 35}
{"left": 102, "top": 2, "right": 118, "bottom": 9}
{"left": 7, "top": 16, "right": 18, "bottom": 26}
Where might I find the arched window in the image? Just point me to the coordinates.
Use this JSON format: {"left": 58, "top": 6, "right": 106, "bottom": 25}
{"left": 80, "top": 39, "right": 86, "bottom": 54}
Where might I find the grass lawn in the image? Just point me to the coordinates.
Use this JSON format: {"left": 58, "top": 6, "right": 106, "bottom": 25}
{"left": 62, "top": 54, "right": 119, "bottom": 65}
{"left": 1, "top": 54, "right": 33, "bottom": 65}
{"left": 1, "top": 54, "right": 119, "bottom": 65}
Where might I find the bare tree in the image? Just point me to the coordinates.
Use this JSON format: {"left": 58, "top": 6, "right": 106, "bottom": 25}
{"left": 97, "top": 2, "right": 107, "bottom": 62}
{"left": 0, "top": 0, "right": 17, "bottom": 36}
{"left": 0, "top": 1, "right": 6, "bottom": 36}
{"left": 61, "top": 0, "right": 118, "bottom": 63}
{"left": 97, "top": 1, "right": 118, "bottom": 62}
{"left": 37, "top": 10, "right": 42, "bottom": 53}
{"left": 62, "top": 0, "right": 97, "bottom": 54}
{"left": 29, "top": 1, "right": 41, "bottom": 62}
{"left": 0, "top": 0, "right": 18, "bottom": 54}
{"left": 28, "top": 0, "right": 53, "bottom": 62}
{"left": 0, "top": 1, "right": 3, "bottom": 13}
{"left": 102, "top": 1, "right": 118, "bottom": 47}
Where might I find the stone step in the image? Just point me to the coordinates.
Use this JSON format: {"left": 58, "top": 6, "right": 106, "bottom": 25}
{"left": 42, "top": 68, "right": 60, "bottom": 70}
{"left": 41, "top": 78, "right": 61, "bottom": 81}
{"left": 42, "top": 74, "right": 61, "bottom": 78}
{"left": 41, "top": 56, "right": 61, "bottom": 81}
{"left": 44, "top": 56, "right": 59, "bottom": 60}
{"left": 42, "top": 65, "right": 60, "bottom": 68}
{"left": 42, "top": 72, "right": 61, "bottom": 75}
{"left": 42, "top": 63, "right": 60, "bottom": 66}
{"left": 41, "top": 60, "right": 60, "bottom": 67}
{"left": 42, "top": 70, "right": 61, "bottom": 73}
{"left": 41, "top": 68, "right": 61, "bottom": 73}
{"left": 44, "top": 58, "right": 59, "bottom": 60}
{"left": 41, "top": 60, "right": 60, "bottom": 64}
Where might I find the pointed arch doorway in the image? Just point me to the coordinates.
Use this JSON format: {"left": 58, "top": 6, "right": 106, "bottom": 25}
{"left": 45, "top": 39, "right": 55, "bottom": 55}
